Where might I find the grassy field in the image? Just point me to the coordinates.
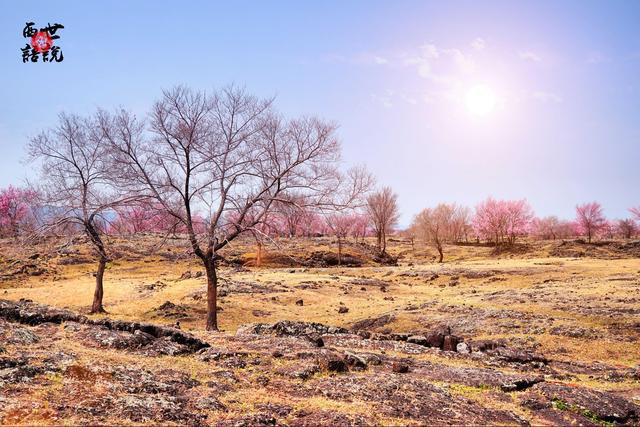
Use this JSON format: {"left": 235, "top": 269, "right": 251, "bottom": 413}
{"left": 1, "top": 235, "right": 639, "bottom": 425}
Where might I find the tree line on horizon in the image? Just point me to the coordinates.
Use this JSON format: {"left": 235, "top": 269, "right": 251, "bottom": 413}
{"left": 3, "top": 186, "right": 638, "bottom": 251}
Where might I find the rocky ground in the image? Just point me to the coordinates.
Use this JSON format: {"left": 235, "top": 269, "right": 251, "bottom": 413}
{"left": 0, "top": 236, "right": 639, "bottom": 425}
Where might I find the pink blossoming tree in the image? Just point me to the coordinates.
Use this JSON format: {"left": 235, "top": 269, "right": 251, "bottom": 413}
{"left": 575, "top": 202, "right": 606, "bottom": 243}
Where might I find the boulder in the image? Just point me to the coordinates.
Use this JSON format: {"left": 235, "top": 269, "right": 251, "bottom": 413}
{"left": 443, "top": 335, "right": 461, "bottom": 352}
{"left": 456, "top": 342, "right": 470, "bottom": 354}
{"left": 392, "top": 362, "right": 409, "bottom": 373}
{"left": 407, "top": 335, "right": 429, "bottom": 346}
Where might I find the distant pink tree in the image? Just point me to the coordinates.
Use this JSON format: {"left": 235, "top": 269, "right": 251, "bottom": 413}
{"left": 531, "top": 216, "right": 561, "bottom": 240}
{"left": 350, "top": 213, "right": 370, "bottom": 243}
{"left": 303, "top": 213, "right": 330, "bottom": 237}
{"left": 600, "top": 220, "right": 616, "bottom": 239}
{"left": 558, "top": 220, "right": 580, "bottom": 239}
{"left": 0, "top": 186, "right": 37, "bottom": 238}
{"left": 504, "top": 199, "right": 534, "bottom": 244}
{"left": 272, "top": 194, "right": 314, "bottom": 238}
{"left": 474, "top": 198, "right": 505, "bottom": 244}
{"left": 630, "top": 207, "right": 640, "bottom": 223}
{"left": 531, "top": 216, "right": 580, "bottom": 240}
{"left": 575, "top": 202, "right": 606, "bottom": 243}
{"left": 473, "top": 197, "right": 533, "bottom": 245}
{"left": 111, "top": 204, "right": 179, "bottom": 234}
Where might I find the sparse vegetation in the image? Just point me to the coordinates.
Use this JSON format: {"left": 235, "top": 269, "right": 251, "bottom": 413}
{"left": 1, "top": 233, "right": 639, "bottom": 425}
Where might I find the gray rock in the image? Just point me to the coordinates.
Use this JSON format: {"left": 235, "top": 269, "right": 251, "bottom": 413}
{"left": 9, "top": 328, "right": 40, "bottom": 344}
{"left": 456, "top": 342, "right": 470, "bottom": 354}
{"left": 407, "top": 335, "right": 429, "bottom": 346}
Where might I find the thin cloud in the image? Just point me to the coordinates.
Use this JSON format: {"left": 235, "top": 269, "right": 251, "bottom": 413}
{"left": 372, "top": 55, "right": 389, "bottom": 65}
{"left": 402, "top": 42, "right": 475, "bottom": 84}
{"left": 518, "top": 51, "right": 542, "bottom": 62}
{"left": 471, "top": 38, "right": 486, "bottom": 51}
{"left": 371, "top": 90, "right": 419, "bottom": 108}
{"left": 322, "top": 53, "right": 390, "bottom": 66}
{"left": 532, "top": 91, "right": 563, "bottom": 103}
{"left": 371, "top": 90, "right": 394, "bottom": 108}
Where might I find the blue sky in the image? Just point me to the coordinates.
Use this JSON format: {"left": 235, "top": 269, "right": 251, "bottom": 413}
{"left": 1, "top": 1, "right": 639, "bottom": 225}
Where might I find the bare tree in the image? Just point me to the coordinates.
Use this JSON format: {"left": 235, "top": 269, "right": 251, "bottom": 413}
{"left": 366, "top": 187, "right": 399, "bottom": 254}
{"left": 101, "top": 86, "right": 366, "bottom": 331}
{"left": 450, "top": 205, "right": 472, "bottom": 243}
{"left": 324, "top": 212, "right": 358, "bottom": 265}
{"left": 617, "top": 219, "right": 637, "bottom": 239}
{"left": 412, "top": 203, "right": 457, "bottom": 263}
{"left": 27, "top": 113, "right": 126, "bottom": 313}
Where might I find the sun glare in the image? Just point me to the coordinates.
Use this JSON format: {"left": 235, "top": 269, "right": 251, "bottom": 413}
{"left": 465, "top": 84, "right": 496, "bottom": 116}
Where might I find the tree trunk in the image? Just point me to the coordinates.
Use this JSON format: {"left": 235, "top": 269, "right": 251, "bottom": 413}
{"left": 437, "top": 244, "right": 444, "bottom": 263}
{"left": 381, "top": 230, "right": 386, "bottom": 253}
{"left": 204, "top": 258, "right": 218, "bottom": 331}
{"left": 90, "top": 257, "right": 107, "bottom": 313}
{"left": 256, "top": 241, "right": 263, "bottom": 267}
{"left": 337, "top": 237, "right": 342, "bottom": 266}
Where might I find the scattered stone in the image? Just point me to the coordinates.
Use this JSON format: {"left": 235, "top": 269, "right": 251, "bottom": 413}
{"left": 319, "top": 356, "right": 348, "bottom": 373}
{"left": 350, "top": 314, "right": 395, "bottom": 331}
{"left": 392, "top": 362, "right": 409, "bottom": 373}
{"left": 488, "top": 347, "right": 548, "bottom": 366}
{"left": 0, "top": 299, "right": 87, "bottom": 325}
{"left": 443, "top": 335, "right": 461, "bottom": 352}
{"left": 407, "top": 335, "right": 429, "bottom": 346}
{"left": 343, "top": 351, "right": 368, "bottom": 370}
{"left": 290, "top": 410, "right": 374, "bottom": 426}
{"left": 9, "top": 328, "right": 40, "bottom": 345}
{"left": 194, "top": 396, "right": 227, "bottom": 411}
{"left": 425, "top": 331, "right": 445, "bottom": 348}
{"left": 0, "top": 300, "right": 210, "bottom": 356}
{"left": 337, "top": 306, "right": 349, "bottom": 314}
{"left": 500, "top": 377, "right": 544, "bottom": 392}
{"left": 236, "top": 320, "right": 348, "bottom": 338}
{"left": 305, "top": 333, "right": 324, "bottom": 348}
{"left": 147, "top": 301, "right": 188, "bottom": 318}
{"left": 456, "top": 342, "right": 470, "bottom": 354}
{"left": 523, "top": 382, "right": 639, "bottom": 424}
{"left": 137, "top": 281, "right": 167, "bottom": 293}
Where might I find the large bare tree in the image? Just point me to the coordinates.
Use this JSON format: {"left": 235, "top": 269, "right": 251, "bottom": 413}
{"left": 27, "top": 113, "right": 125, "bottom": 313}
{"left": 101, "top": 86, "right": 367, "bottom": 331}
{"left": 366, "top": 186, "right": 399, "bottom": 254}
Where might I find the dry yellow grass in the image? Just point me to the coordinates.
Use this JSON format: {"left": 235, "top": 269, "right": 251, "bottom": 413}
{"left": 1, "top": 236, "right": 639, "bottom": 425}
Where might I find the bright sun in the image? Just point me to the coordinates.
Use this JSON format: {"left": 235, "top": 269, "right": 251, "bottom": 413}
{"left": 465, "top": 85, "right": 496, "bottom": 116}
